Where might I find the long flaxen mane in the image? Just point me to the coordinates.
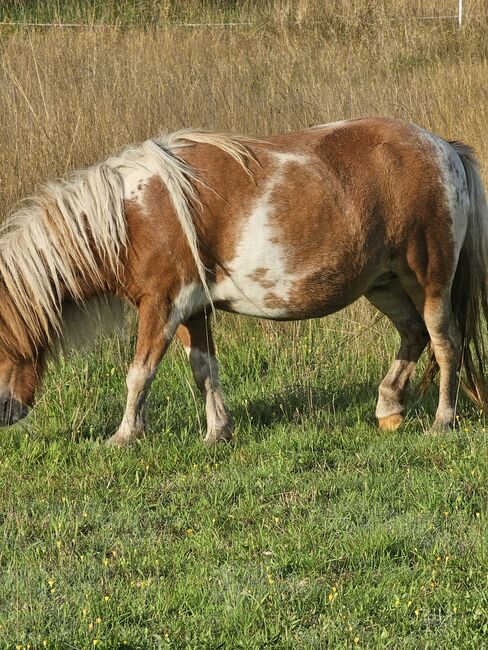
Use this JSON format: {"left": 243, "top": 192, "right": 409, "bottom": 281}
{"left": 0, "top": 129, "right": 254, "bottom": 359}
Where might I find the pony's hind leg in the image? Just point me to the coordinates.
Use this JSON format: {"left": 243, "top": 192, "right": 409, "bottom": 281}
{"left": 399, "top": 270, "right": 462, "bottom": 431}
{"left": 106, "top": 297, "right": 173, "bottom": 447}
{"left": 365, "top": 278, "right": 429, "bottom": 430}
{"left": 422, "top": 292, "right": 462, "bottom": 430}
{"left": 176, "top": 312, "right": 232, "bottom": 444}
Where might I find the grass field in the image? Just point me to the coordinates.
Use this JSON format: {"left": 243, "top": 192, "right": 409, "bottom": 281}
{"left": 0, "top": 2, "right": 488, "bottom": 648}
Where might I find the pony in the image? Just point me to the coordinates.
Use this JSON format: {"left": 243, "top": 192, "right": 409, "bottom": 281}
{"left": 0, "top": 117, "right": 487, "bottom": 445}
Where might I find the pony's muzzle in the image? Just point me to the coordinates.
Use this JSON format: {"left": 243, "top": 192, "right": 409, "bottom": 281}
{"left": 0, "top": 397, "right": 29, "bottom": 426}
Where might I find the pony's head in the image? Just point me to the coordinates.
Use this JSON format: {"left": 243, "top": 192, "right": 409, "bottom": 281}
{"left": 0, "top": 349, "right": 43, "bottom": 426}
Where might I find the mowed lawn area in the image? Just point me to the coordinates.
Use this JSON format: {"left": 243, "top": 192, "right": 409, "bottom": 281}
{"left": 0, "top": 1, "right": 488, "bottom": 647}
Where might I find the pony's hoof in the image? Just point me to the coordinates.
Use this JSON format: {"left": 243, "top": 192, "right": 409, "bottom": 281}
{"left": 428, "top": 420, "right": 453, "bottom": 435}
{"left": 204, "top": 427, "right": 232, "bottom": 445}
{"left": 377, "top": 413, "right": 403, "bottom": 431}
{"left": 105, "top": 433, "right": 138, "bottom": 447}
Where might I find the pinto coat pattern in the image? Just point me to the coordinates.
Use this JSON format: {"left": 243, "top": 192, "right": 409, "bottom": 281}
{"left": 0, "top": 117, "right": 487, "bottom": 443}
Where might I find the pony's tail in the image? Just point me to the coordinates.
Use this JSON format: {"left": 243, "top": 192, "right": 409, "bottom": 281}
{"left": 421, "top": 142, "right": 488, "bottom": 404}
{"left": 426, "top": 142, "right": 488, "bottom": 410}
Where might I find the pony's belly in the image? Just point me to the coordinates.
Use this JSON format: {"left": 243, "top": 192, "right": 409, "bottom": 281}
{"left": 211, "top": 271, "right": 355, "bottom": 320}
{"left": 212, "top": 278, "right": 293, "bottom": 318}
{"left": 216, "top": 296, "right": 292, "bottom": 319}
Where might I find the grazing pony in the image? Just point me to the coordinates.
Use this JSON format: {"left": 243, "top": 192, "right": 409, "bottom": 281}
{"left": 0, "top": 118, "right": 487, "bottom": 445}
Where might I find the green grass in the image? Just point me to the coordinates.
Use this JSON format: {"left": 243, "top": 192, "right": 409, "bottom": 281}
{"left": 0, "top": 310, "right": 487, "bottom": 649}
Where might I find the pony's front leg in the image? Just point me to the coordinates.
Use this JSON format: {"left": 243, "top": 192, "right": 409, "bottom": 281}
{"left": 176, "top": 312, "right": 232, "bottom": 444}
{"left": 106, "top": 298, "right": 173, "bottom": 447}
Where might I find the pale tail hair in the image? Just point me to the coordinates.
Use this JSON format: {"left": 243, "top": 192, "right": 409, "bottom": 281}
{"left": 0, "top": 129, "right": 255, "bottom": 358}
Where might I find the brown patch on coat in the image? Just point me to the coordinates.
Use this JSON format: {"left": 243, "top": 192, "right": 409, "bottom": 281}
{"left": 248, "top": 267, "right": 276, "bottom": 290}
{"left": 119, "top": 176, "right": 199, "bottom": 308}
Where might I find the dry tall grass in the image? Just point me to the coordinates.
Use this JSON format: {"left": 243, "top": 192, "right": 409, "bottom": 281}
{"left": 1, "top": 0, "right": 488, "bottom": 27}
{"left": 1, "top": 4, "right": 487, "bottom": 215}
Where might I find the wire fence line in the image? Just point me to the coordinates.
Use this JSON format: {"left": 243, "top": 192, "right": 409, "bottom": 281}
{"left": 0, "top": 7, "right": 480, "bottom": 30}
{"left": 0, "top": 17, "right": 474, "bottom": 29}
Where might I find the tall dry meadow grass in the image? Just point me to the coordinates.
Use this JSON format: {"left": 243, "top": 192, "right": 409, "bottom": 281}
{"left": 1, "top": 0, "right": 488, "bottom": 211}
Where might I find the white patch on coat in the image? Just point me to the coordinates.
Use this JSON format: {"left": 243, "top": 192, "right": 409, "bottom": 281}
{"left": 412, "top": 126, "right": 470, "bottom": 263}
{"left": 110, "top": 144, "right": 160, "bottom": 204}
{"left": 272, "top": 151, "right": 310, "bottom": 166}
{"left": 117, "top": 166, "right": 148, "bottom": 204}
{"left": 165, "top": 282, "right": 208, "bottom": 336}
{"left": 310, "top": 120, "right": 350, "bottom": 131}
{"left": 210, "top": 179, "right": 289, "bottom": 315}
{"left": 212, "top": 155, "right": 304, "bottom": 317}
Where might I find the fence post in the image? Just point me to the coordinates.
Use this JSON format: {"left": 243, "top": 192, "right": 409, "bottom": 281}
{"left": 458, "top": 0, "right": 463, "bottom": 27}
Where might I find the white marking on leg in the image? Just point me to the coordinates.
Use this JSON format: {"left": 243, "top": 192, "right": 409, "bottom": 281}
{"left": 108, "top": 363, "right": 156, "bottom": 445}
{"left": 376, "top": 359, "right": 417, "bottom": 419}
{"left": 186, "top": 347, "right": 231, "bottom": 442}
{"left": 423, "top": 295, "right": 461, "bottom": 429}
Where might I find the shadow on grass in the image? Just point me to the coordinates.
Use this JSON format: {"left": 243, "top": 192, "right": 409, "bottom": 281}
{"left": 229, "top": 378, "right": 442, "bottom": 442}
{"left": 71, "top": 376, "right": 441, "bottom": 445}
{"left": 230, "top": 380, "right": 377, "bottom": 435}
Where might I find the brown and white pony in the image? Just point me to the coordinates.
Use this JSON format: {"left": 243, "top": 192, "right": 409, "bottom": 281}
{"left": 0, "top": 118, "right": 487, "bottom": 445}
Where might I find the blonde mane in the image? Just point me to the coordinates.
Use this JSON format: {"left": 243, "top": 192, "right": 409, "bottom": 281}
{"left": 0, "top": 129, "right": 254, "bottom": 358}
{"left": 0, "top": 163, "right": 127, "bottom": 357}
